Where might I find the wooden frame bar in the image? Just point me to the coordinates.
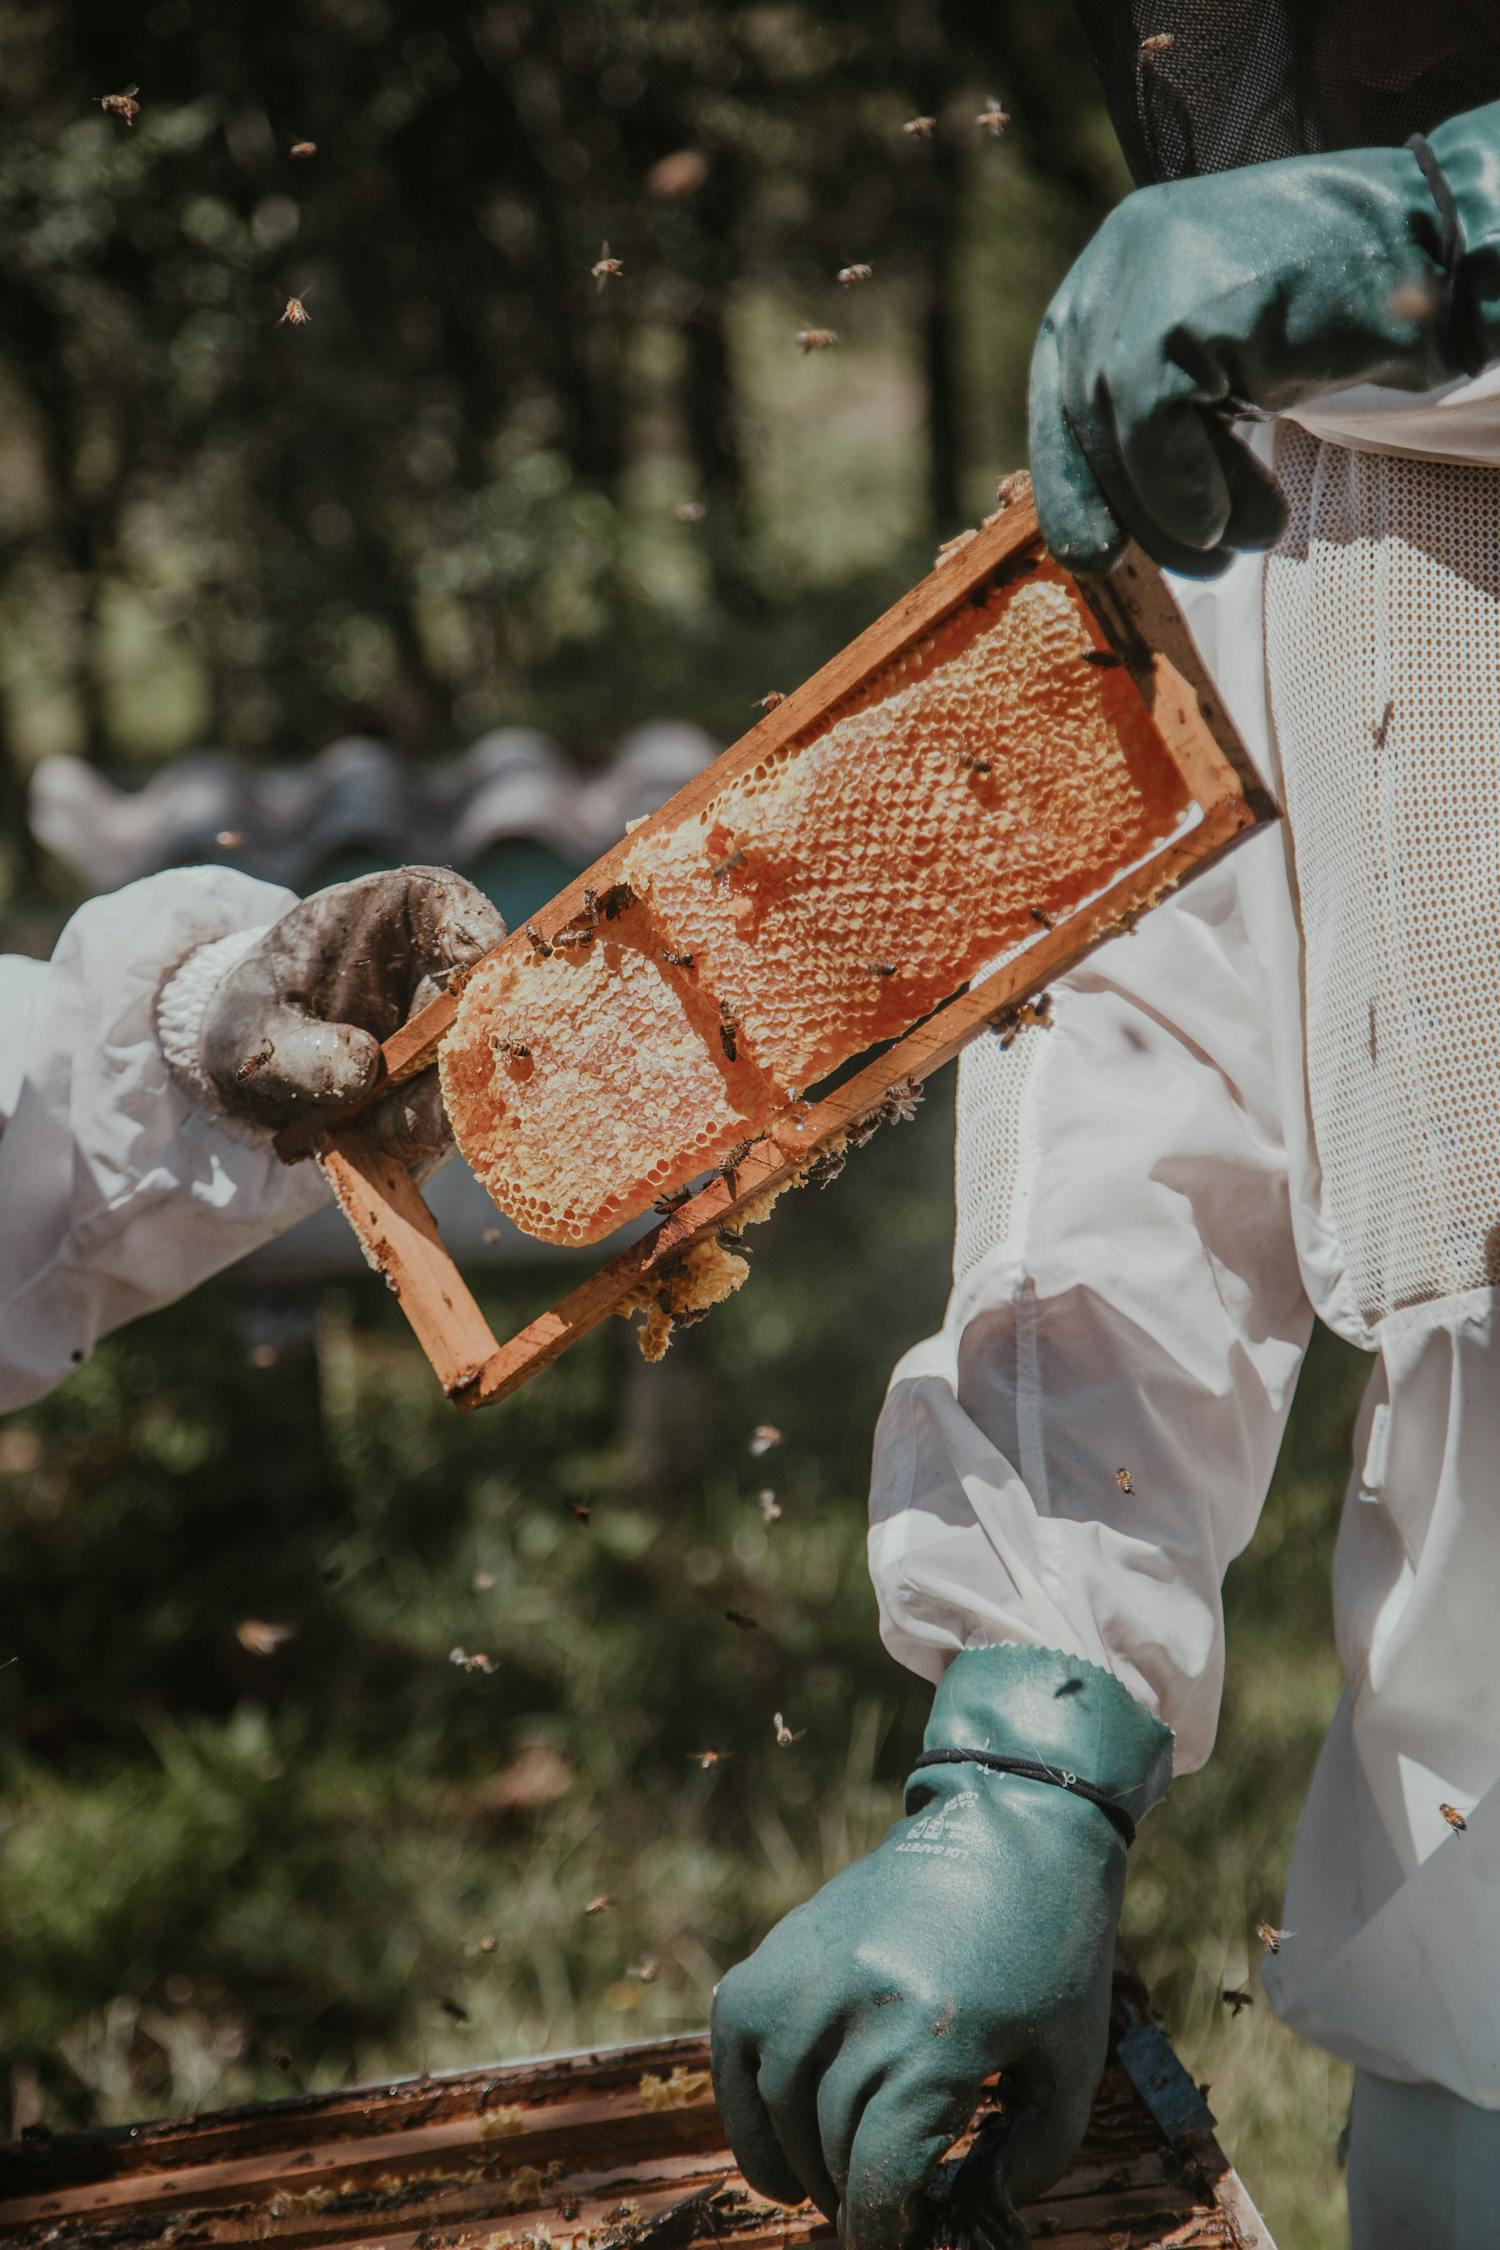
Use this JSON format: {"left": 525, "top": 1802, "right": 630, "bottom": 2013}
{"left": 0, "top": 1979, "right": 1276, "bottom": 2247}
{"left": 277, "top": 500, "right": 1276, "bottom": 1407}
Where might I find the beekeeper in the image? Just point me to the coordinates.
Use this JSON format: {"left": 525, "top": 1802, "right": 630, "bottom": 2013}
{"left": 714, "top": 18, "right": 1500, "bottom": 2250}
{"left": 0, "top": 866, "right": 502, "bottom": 1411}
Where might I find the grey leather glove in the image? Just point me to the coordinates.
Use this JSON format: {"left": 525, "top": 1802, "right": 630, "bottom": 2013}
{"left": 198, "top": 867, "right": 503, "bottom": 1167}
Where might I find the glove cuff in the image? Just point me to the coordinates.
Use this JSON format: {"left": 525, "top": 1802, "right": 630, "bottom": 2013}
{"left": 918, "top": 1644, "right": 1173, "bottom": 1833}
{"left": 156, "top": 926, "right": 268, "bottom": 1118}
{"left": 1427, "top": 99, "right": 1500, "bottom": 378}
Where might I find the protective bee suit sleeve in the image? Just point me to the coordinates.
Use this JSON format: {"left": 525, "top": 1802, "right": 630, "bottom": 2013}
{"left": 868, "top": 550, "right": 1318, "bottom": 1778}
{"left": 0, "top": 868, "right": 329, "bottom": 1413}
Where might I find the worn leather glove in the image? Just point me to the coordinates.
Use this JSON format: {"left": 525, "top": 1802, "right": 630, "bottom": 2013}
{"left": 194, "top": 867, "right": 503, "bottom": 1168}
{"left": 1029, "top": 98, "right": 1500, "bottom": 578}
{"left": 711, "top": 1646, "right": 1171, "bottom": 2250}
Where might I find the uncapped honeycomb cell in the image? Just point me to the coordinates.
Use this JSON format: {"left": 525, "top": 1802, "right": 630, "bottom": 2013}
{"left": 623, "top": 566, "right": 1192, "bottom": 1093}
{"left": 440, "top": 929, "right": 769, "bottom": 1246}
{"left": 445, "top": 560, "right": 1196, "bottom": 1246}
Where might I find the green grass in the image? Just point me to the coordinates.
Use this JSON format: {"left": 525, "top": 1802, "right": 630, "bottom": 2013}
{"left": 0, "top": 1094, "right": 1367, "bottom": 2247}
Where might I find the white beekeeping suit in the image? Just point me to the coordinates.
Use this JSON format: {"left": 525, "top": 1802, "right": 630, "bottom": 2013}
{"left": 869, "top": 372, "right": 1500, "bottom": 2108}
{"left": 0, "top": 861, "right": 503, "bottom": 1412}
{"left": 0, "top": 869, "right": 328, "bottom": 1410}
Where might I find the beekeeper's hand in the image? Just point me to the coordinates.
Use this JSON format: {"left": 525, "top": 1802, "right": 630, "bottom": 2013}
{"left": 711, "top": 1647, "right": 1172, "bottom": 2250}
{"left": 194, "top": 867, "right": 503, "bottom": 1170}
{"left": 1029, "top": 97, "right": 1500, "bottom": 578}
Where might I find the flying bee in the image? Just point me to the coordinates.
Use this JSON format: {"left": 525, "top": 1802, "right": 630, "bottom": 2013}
{"left": 837, "top": 262, "right": 873, "bottom": 287}
{"left": 525, "top": 923, "right": 552, "bottom": 959}
{"left": 289, "top": 139, "right": 317, "bottom": 158}
{"left": 976, "top": 96, "right": 1011, "bottom": 137}
{"left": 279, "top": 294, "right": 313, "bottom": 327}
{"left": 755, "top": 689, "right": 786, "bottom": 711}
{"left": 1441, "top": 1801, "right": 1469, "bottom": 1833}
{"left": 675, "top": 498, "right": 706, "bottom": 523}
{"left": 584, "top": 1893, "right": 617, "bottom": 1915}
{"left": 759, "top": 1489, "right": 782, "bottom": 1523}
{"left": 99, "top": 83, "right": 141, "bottom": 125}
{"left": 627, "top": 1957, "right": 659, "bottom": 1984}
{"left": 1140, "top": 31, "right": 1176, "bottom": 56}
{"left": 591, "top": 240, "right": 624, "bottom": 291}
{"left": 773, "top": 1712, "right": 807, "bottom": 1747}
{"left": 749, "top": 1423, "right": 782, "bottom": 1456}
{"left": 719, "top": 1012, "right": 739, "bottom": 1062}
{"left": 1221, "top": 1988, "right": 1254, "bottom": 2017}
{"left": 1115, "top": 1467, "right": 1135, "bottom": 1494}
{"left": 661, "top": 947, "right": 695, "bottom": 969}
{"left": 903, "top": 114, "right": 938, "bottom": 139}
{"left": 689, "top": 1748, "right": 730, "bottom": 1769}
{"left": 439, "top": 1995, "right": 471, "bottom": 2023}
{"left": 1255, "top": 1921, "right": 1293, "bottom": 1954}
{"left": 449, "top": 1646, "right": 496, "bottom": 1674}
{"left": 235, "top": 1040, "right": 275, "bottom": 1083}
{"left": 724, "top": 1608, "right": 759, "bottom": 1632}
{"left": 572, "top": 1502, "right": 592, "bottom": 1524}
{"left": 795, "top": 328, "right": 838, "bottom": 353}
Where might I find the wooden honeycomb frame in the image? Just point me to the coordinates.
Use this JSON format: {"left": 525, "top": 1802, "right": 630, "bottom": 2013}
{"left": 277, "top": 495, "right": 1276, "bottom": 1408}
{"left": 0, "top": 1977, "right": 1276, "bottom": 2246}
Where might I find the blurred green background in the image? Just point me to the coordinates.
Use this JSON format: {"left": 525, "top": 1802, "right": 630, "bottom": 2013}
{"left": 0, "top": 4, "right": 1366, "bottom": 2245}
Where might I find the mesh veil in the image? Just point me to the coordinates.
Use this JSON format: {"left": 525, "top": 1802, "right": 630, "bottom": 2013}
{"left": 1073, "top": 1, "right": 1500, "bottom": 183}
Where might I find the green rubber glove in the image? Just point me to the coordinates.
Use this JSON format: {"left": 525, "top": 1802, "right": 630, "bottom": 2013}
{"left": 711, "top": 1645, "right": 1172, "bottom": 2250}
{"left": 1029, "top": 98, "right": 1500, "bottom": 579}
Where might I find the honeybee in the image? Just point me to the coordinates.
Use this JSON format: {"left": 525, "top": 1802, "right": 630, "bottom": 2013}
{"left": 759, "top": 1490, "right": 782, "bottom": 1523}
{"left": 289, "top": 139, "right": 317, "bottom": 158}
{"left": 661, "top": 947, "right": 695, "bottom": 969}
{"left": 582, "top": 887, "right": 600, "bottom": 925}
{"left": 1140, "top": 32, "right": 1176, "bottom": 56}
{"left": 1441, "top": 1802, "right": 1469, "bottom": 1833}
{"left": 994, "top": 468, "right": 1033, "bottom": 512}
{"left": 1029, "top": 905, "right": 1053, "bottom": 929}
{"left": 1255, "top": 1921, "right": 1293, "bottom": 1954}
{"left": 805, "top": 1146, "right": 846, "bottom": 1190}
{"left": 584, "top": 1893, "right": 617, "bottom": 1914}
{"left": 449, "top": 1646, "right": 496, "bottom": 1674}
{"left": 710, "top": 846, "right": 745, "bottom": 885}
{"left": 525, "top": 923, "right": 553, "bottom": 959}
{"left": 279, "top": 295, "right": 313, "bottom": 327}
{"left": 716, "top": 1227, "right": 749, "bottom": 1256}
{"left": 572, "top": 1502, "right": 592, "bottom": 1523}
{"left": 719, "top": 1014, "right": 739, "bottom": 1062}
{"left": 866, "top": 961, "right": 898, "bottom": 978}
{"left": 654, "top": 1185, "right": 693, "bottom": 1216}
{"left": 795, "top": 328, "right": 838, "bottom": 353}
{"left": 235, "top": 1041, "right": 274, "bottom": 1082}
{"left": 836, "top": 263, "right": 873, "bottom": 287}
{"left": 675, "top": 498, "right": 707, "bottom": 523}
{"left": 903, "top": 114, "right": 938, "bottom": 139}
{"left": 882, "top": 1077, "right": 923, "bottom": 1126}
{"left": 1221, "top": 1988, "right": 1253, "bottom": 2017}
{"left": 755, "top": 689, "right": 786, "bottom": 711}
{"left": 553, "top": 925, "right": 593, "bottom": 950}
{"left": 627, "top": 1957, "right": 660, "bottom": 1984}
{"left": 591, "top": 241, "right": 624, "bottom": 291}
{"left": 439, "top": 1995, "right": 470, "bottom": 2023}
{"left": 236, "top": 1619, "right": 295, "bottom": 1656}
{"left": 976, "top": 96, "right": 1011, "bottom": 137}
{"left": 749, "top": 1423, "right": 782, "bottom": 1456}
{"left": 99, "top": 84, "right": 141, "bottom": 125}
{"left": 724, "top": 1608, "right": 759, "bottom": 1632}
{"left": 689, "top": 1748, "right": 730, "bottom": 1769}
{"left": 773, "top": 1712, "right": 807, "bottom": 1747}
{"left": 958, "top": 749, "right": 992, "bottom": 776}
{"left": 492, "top": 1036, "right": 530, "bottom": 1059}
{"left": 1115, "top": 1467, "right": 1135, "bottom": 1494}
{"left": 1081, "top": 647, "right": 1124, "bottom": 670}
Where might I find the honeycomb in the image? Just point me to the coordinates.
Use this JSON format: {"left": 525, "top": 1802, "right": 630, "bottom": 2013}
{"left": 443, "top": 561, "right": 1192, "bottom": 1245}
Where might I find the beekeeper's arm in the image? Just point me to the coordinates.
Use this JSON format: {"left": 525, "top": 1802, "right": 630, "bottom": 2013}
{"left": 0, "top": 864, "right": 502, "bottom": 1412}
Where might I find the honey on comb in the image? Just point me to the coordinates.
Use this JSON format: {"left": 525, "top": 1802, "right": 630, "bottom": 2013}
{"left": 443, "top": 567, "right": 1192, "bottom": 1245}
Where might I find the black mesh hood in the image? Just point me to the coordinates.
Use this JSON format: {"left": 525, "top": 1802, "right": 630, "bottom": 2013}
{"left": 1074, "top": 2, "right": 1500, "bottom": 184}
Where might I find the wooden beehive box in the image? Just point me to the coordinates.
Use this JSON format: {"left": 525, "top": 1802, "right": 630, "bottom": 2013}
{"left": 279, "top": 491, "right": 1275, "bottom": 1410}
{"left": 0, "top": 1973, "right": 1274, "bottom": 2248}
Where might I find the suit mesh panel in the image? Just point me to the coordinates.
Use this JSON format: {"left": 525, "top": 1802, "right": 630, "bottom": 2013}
{"left": 1073, "top": 1, "right": 1500, "bottom": 183}
{"left": 1265, "top": 423, "right": 1500, "bottom": 1324}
